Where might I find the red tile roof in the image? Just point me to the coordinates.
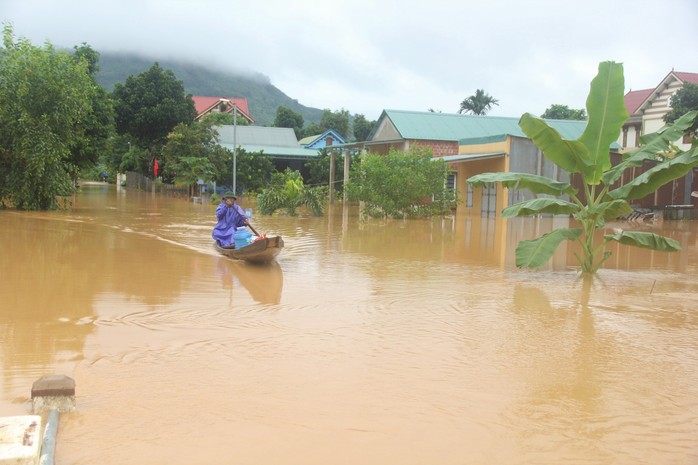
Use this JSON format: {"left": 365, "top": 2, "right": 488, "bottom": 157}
{"left": 191, "top": 96, "right": 253, "bottom": 122}
{"left": 624, "top": 88, "right": 654, "bottom": 115}
{"left": 674, "top": 71, "right": 698, "bottom": 85}
{"left": 624, "top": 71, "right": 698, "bottom": 115}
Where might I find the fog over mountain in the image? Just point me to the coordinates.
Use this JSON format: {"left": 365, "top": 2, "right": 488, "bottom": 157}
{"left": 5, "top": 0, "right": 698, "bottom": 121}
{"left": 95, "top": 52, "right": 324, "bottom": 127}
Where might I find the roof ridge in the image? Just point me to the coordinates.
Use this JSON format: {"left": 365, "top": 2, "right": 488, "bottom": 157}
{"left": 384, "top": 108, "right": 520, "bottom": 120}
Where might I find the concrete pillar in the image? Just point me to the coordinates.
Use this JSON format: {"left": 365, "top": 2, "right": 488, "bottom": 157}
{"left": 32, "top": 375, "right": 76, "bottom": 465}
{"left": 343, "top": 149, "right": 350, "bottom": 203}
{"left": 31, "top": 375, "right": 76, "bottom": 414}
{"left": 329, "top": 150, "right": 336, "bottom": 204}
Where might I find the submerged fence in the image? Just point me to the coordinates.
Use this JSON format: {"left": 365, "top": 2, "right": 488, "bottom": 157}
{"left": 124, "top": 172, "right": 190, "bottom": 198}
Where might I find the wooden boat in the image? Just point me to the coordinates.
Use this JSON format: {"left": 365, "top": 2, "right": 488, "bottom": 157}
{"left": 214, "top": 235, "right": 284, "bottom": 263}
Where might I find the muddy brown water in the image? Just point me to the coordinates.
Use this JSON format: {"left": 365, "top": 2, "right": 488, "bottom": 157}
{"left": 1, "top": 184, "right": 697, "bottom": 465}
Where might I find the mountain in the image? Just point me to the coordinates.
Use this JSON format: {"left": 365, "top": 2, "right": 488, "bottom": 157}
{"left": 95, "top": 52, "right": 324, "bottom": 127}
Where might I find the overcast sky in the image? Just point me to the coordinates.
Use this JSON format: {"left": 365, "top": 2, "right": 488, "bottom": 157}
{"left": 4, "top": 0, "right": 698, "bottom": 121}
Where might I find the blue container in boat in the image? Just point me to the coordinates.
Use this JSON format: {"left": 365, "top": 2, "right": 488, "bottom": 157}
{"left": 233, "top": 228, "right": 253, "bottom": 249}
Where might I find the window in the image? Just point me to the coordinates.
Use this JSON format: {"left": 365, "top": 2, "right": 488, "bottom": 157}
{"left": 481, "top": 183, "right": 497, "bottom": 216}
{"left": 439, "top": 172, "right": 457, "bottom": 205}
{"left": 446, "top": 173, "right": 456, "bottom": 191}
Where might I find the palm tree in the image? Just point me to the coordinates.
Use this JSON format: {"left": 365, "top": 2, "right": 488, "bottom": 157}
{"left": 458, "top": 89, "right": 499, "bottom": 115}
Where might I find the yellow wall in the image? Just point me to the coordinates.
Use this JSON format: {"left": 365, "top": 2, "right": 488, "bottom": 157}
{"left": 454, "top": 138, "right": 511, "bottom": 215}
{"left": 458, "top": 140, "right": 508, "bottom": 155}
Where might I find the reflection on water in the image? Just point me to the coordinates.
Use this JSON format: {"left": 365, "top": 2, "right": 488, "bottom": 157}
{"left": 0, "top": 184, "right": 697, "bottom": 465}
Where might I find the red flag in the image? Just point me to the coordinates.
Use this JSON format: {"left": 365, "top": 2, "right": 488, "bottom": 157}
{"left": 153, "top": 158, "right": 159, "bottom": 177}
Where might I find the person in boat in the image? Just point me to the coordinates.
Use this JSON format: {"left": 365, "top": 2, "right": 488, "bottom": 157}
{"left": 212, "top": 191, "right": 249, "bottom": 249}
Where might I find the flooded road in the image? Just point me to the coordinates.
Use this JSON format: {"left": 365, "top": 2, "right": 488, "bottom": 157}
{"left": 1, "top": 184, "right": 697, "bottom": 465}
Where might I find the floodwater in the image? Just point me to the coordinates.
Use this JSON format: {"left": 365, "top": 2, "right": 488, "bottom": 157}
{"left": 1, "top": 184, "right": 697, "bottom": 465}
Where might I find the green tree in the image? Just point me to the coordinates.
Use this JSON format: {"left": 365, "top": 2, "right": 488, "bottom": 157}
{"left": 301, "top": 122, "right": 323, "bottom": 139}
{"left": 108, "top": 137, "right": 151, "bottom": 175}
{"left": 467, "top": 61, "right": 698, "bottom": 274}
{"left": 160, "top": 121, "right": 227, "bottom": 193}
{"left": 319, "top": 109, "right": 350, "bottom": 139}
{"left": 72, "top": 42, "right": 100, "bottom": 76}
{"left": 541, "top": 104, "right": 586, "bottom": 120}
{"left": 273, "top": 106, "right": 304, "bottom": 139}
{"left": 219, "top": 147, "right": 275, "bottom": 194}
{"left": 304, "top": 148, "right": 344, "bottom": 190}
{"left": 346, "top": 147, "right": 455, "bottom": 218}
{"left": 664, "top": 83, "right": 698, "bottom": 134}
{"left": 101, "top": 135, "right": 132, "bottom": 174}
{"left": 352, "top": 114, "right": 375, "bottom": 141}
{"left": 458, "top": 89, "right": 499, "bottom": 115}
{"left": 111, "top": 63, "right": 196, "bottom": 174}
{"left": 70, "top": 43, "right": 115, "bottom": 182}
{"left": 0, "top": 25, "right": 94, "bottom": 210}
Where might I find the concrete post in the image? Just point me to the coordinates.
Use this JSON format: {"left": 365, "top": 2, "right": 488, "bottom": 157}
{"left": 31, "top": 375, "right": 76, "bottom": 465}
{"left": 343, "top": 149, "right": 351, "bottom": 203}
{"left": 329, "top": 150, "right": 336, "bottom": 204}
{"left": 31, "top": 375, "right": 75, "bottom": 414}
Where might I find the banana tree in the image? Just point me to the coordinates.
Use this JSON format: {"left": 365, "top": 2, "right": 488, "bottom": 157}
{"left": 468, "top": 61, "right": 698, "bottom": 273}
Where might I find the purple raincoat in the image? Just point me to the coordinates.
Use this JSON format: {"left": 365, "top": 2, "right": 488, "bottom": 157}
{"left": 212, "top": 202, "right": 249, "bottom": 247}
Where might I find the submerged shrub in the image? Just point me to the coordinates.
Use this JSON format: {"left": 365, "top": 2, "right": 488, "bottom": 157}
{"left": 257, "top": 169, "right": 326, "bottom": 216}
{"left": 346, "top": 147, "right": 457, "bottom": 219}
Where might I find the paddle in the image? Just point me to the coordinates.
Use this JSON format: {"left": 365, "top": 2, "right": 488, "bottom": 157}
{"left": 246, "top": 222, "right": 260, "bottom": 236}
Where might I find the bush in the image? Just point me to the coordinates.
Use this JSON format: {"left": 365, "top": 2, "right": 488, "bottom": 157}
{"left": 257, "top": 169, "right": 326, "bottom": 216}
{"left": 345, "top": 147, "right": 457, "bottom": 218}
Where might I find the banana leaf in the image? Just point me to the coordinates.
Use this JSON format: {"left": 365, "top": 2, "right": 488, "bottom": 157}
{"left": 606, "top": 148, "right": 698, "bottom": 201}
{"left": 502, "top": 198, "right": 579, "bottom": 218}
{"left": 586, "top": 199, "right": 633, "bottom": 221}
{"left": 467, "top": 172, "right": 576, "bottom": 197}
{"left": 603, "top": 110, "right": 698, "bottom": 186}
{"left": 515, "top": 228, "right": 582, "bottom": 268}
{"left": 604, "top": 231, "right": 681, "bottom": 251}
{"left": 579, "top": 61, "right": 629, "bottom": 185}
{"left": 519, "top": 113, "right": 590, "bottom": 175}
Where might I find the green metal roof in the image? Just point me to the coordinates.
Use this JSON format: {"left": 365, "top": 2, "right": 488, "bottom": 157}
{"left": 216, "top": 125, "right": 300, "bottom": 147}
{"left": 220, "top": 143, "right": 319, "bottom": 158}
{"left": 372, "top": 109, "right": 591, "bottom": 145}
{"left": 457, "top": 134, "right": 509, "bottom": 145}
{"left": 216, "top": 125, "right": 319, "bottom": 158}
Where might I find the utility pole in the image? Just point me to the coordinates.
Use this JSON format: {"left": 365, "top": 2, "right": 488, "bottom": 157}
{"left": 233, "top": 102, "right": 237, "bottom": 196}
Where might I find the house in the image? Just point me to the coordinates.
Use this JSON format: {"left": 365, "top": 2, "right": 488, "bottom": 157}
{"left": 360, "top": 109, "right": 588, "bottom": 215}
{"left": 299, "top": 129, "right": 346, "bottom": 149}
{"left": 619, "top": 71, "right": 698, "bottom": 207}
{"left": 192, "top": 96, "right": 255, "bottom": 124}
{"left": 620, "top": 71, "right": 698, "bottom": 151}
{"left": 351, "top": 103, "right": 696, "bottom": 214}
{"left": 216, "top": 125, "right": 319, "bottom": 174}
